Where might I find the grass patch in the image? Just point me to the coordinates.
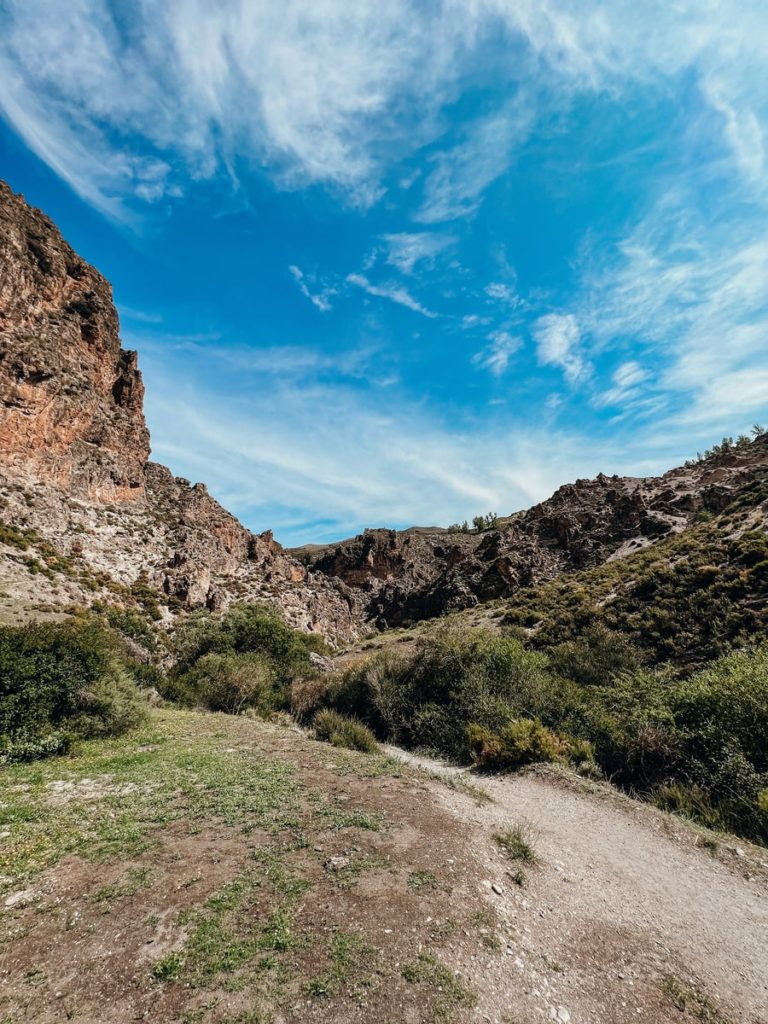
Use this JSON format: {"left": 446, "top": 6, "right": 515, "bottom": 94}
{"left": 408, "top": 868, "right": 438, "bottom": 890}
{"left": 331, "top": 852, "right": 391, "bottom": 890}
{"left": 152, "top": 951, "right": 184, "bottom": 982}
{"left": 93, "top": 865, "right": 155, "bottom": 903}
{"left": 493, "top": 824, "right": 538, "bottom": 863}
{"left": 305, "top": 930, "right": 378, "bottom": 999}
{"left": 401, "top": 953, "right": 476, "bottom": 1023}
{"left": 314, "top": 709, "right": 380, "bottom": 753}
{"left": 0, "top": 710, "right": 300, "bottom": 891}
{"left": 663, "top": 974, "right": 732, "bottom": 1023}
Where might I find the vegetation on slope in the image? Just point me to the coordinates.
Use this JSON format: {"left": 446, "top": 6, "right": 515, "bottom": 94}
{"left": 502, "top": 472, "right": 768, "bottom": 670}
{"left": 160, "top": 602, "right": 326, "bottom": 714}
{"left": 300, "top": 622, "right": 768, "bottom": 843}
{"left": 0, "top": 619, "right": 148, "bottom": 763}
{"left": 3, "top": 446, "right": 767, "bottom": 847}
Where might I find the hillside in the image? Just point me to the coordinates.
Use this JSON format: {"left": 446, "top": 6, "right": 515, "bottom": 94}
{"left": 0, "top": 180, "right": 356, "bottom": 642}
{"left": 298, "top": 436, "right": 768, "bottom": 630}
{"left": 3, "top": 180, "right": 767, "bottom": 654}
{"left": 2, "top": 180, "right": 768, "bottom": 1024}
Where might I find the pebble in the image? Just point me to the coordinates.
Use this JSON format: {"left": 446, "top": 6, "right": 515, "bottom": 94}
{"left": 4, "top": 889, "right": 35, "bottom": 909}
{"left": 492, "top": 882, "right": 503, "bottom": 895}
{"left": 324, "top": 856, "right": 349, "bottom": 871}
{"left": 548, "top": 1008, "right": 571, "bottom": 1023}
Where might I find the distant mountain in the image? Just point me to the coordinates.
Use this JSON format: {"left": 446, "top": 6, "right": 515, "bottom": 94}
{"left": 296, "top": 436, "right": 768, "bottom": 631}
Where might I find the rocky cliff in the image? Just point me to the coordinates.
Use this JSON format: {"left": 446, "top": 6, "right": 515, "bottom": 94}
{"left": 0, "top": 180, "right": 356, "bottom": 641}
{"left": 296, "top": 436, "right": 768, "bottom": 627}
{"left": 1, "top": 178, "right": 765, "bottom": 643}
{"left": 0, "top": 181, "right": 149, "bottom": 501}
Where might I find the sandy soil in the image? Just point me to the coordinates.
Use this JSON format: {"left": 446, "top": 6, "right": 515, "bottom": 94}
{"left": 388, "top": 745, "right": 768, "bottom": 1024}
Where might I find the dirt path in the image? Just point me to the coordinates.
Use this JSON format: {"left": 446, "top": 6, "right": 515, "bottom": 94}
{"left": 386, "top": 745, "right": 768, "bottom": 1024}
{"left": 3, "top": 714, "right": 766, "bottom": 1024}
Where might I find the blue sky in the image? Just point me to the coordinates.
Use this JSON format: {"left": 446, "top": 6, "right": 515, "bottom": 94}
{"left": 1, "top": 2, "right": 767, "bottom": 545}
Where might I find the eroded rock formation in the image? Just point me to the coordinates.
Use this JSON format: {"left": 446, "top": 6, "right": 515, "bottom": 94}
{"left": 297, "top": 439, "right": 768, "bottom": 626}
{"left": 0, "top": 181, "right": 149, "bottom": 500}
{"left": 0, "top": 180, "right": 356, "bottom": 641}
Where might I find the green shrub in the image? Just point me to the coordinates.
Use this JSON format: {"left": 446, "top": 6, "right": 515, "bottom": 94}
{"left": 669, "top": 647, "right": 768, "bottom": 839}
{"left": 326, "top": 621, "right": 566, "bottom": 760}
{"left": 166, "top": 603, "right": 326, "bottom": 716}
{"left": 175, "top": 652, "right": 276, "bottom": 714}
{"left": 653, "top": 783, "right": 724, "bottom": 832}
{"left": 0, "top": 620, "right": 147, "bottom": 762}
{"left": 548, "top": 626, "right": 641, "bottom": 685}
{"left": 173, "top": 603, "right": 323, "bottom": 682}
{"left": 313, "top": 709, "right": 379, "bottom": 753}
{"left": 290, "top": 674, "right": 331, "bottom": 721}
{"left": 562, "top": 668, "right": 681, "bottom": 789}
{"left": 102, "top": 607, "right": 159, "bottom": 653}
{"left": 467, "top": 718, "right": 570, "bottom": 771}
{"left": 0, "top": 731, "right": 69, "bottom": 763}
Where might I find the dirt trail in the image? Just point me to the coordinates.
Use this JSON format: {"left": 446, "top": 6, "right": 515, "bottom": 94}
{"left": 386, "top": 745, "right": 768, "bottom": 1024}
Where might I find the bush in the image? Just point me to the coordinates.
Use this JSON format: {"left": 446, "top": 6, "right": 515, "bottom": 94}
{"left": 290, "top": 674, "right": 331, "bottom": 721}
{"left": 314, "top": 619, "right": 768, "bottom": 842}
{"left": 325, "top": 620, "right": 567, "bottom": 761}
{"left": 175, "top": 652, "right": 276, "bottom": 714}
{"left": 653, "top": 783, "right": 724, "bottom": 832}
{"left": 467, "top": 718, "right": 572, "bottom": 771}
{"left": 166, "top": 603, "right": 325, "bottom": 716}
{"left": 669, "top": 647, "right": 768, "bottom": 839}
{"left": 548, "top": 626, "right": 641, "bottom": 685}
{"left": 0, "top": 620, "right": 147, "bottom": 762}
{"left": 173, "top": 603, "right": 324, "bottom": 681}
{"left": 313, "top": 709, "right": 379, "bottom": 753}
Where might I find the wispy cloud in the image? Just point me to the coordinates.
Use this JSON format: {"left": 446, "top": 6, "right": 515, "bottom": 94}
{"left": 141, "top": 342, "right": 631, "bottom": 544}
{"left": 118, "top": 305, "right": 163, "bottom": 324}
{"left": 485, "top": 281, "right": 523, "bottom": 308}
{"left": 461, "top": 314, "right": 490, "bottom": 329}
{"left": 472, "top": 331, "right": 522, "bottom": 376}
{"left": 379, "top": 232, "right": 455, "bottom": 274}
{"left": 0, "top": 0, "right": 461, "bottom": 216}
{"left": 346, "top": 272, "right": 438, "bottom": 317}
{"left": 574, "top": 191, "right": 768, "bottom": 428}
{"left": 288, "top": 265, "right": 335, "bottom": 312}
{"left": 416, "top": 94, "right": 535, "bottom": 223}
{"left": 1, "top": 2, "right": 767, "bottom": 219}
{"left": 533, "top": 313, "right": 589, "bottom": 385}
{"left": 131, "top": 335, "right": 381, "bottom": 382}
{"left": 593, "top": 360, "right": 652, "bottom": 411}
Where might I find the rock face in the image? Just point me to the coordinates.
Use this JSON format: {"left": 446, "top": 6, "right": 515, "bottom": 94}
{"left": 0, "top": 180, "right": 356, "bottom": 641}
{"left": 1, "top": 178, "right": 765, "bottom": 642}
{"left": 297, "top": 438, "right": 768, "bottom": 627}
{"left": 0, "top": 181, "right": 149, "bottom": 501}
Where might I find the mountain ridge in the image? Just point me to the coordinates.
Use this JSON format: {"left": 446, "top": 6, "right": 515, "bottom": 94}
{"left": 1, "top": 178, "right": 766, "bottom": 645}
{"left": 296, "top": 437, "right": 768, "bottom": 627}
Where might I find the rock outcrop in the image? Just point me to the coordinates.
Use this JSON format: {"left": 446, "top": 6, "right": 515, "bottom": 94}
{"left": 0, "top": 180, "right": 356, "bottom": 641}
{"left": 0, "top": 181, "right": 149, "bottom": 501}
{"left": 1, "top": 178, "right": 765, "bottom": 641}
{"left": 297, "top": 437, "right": 768, "bottom": 627}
